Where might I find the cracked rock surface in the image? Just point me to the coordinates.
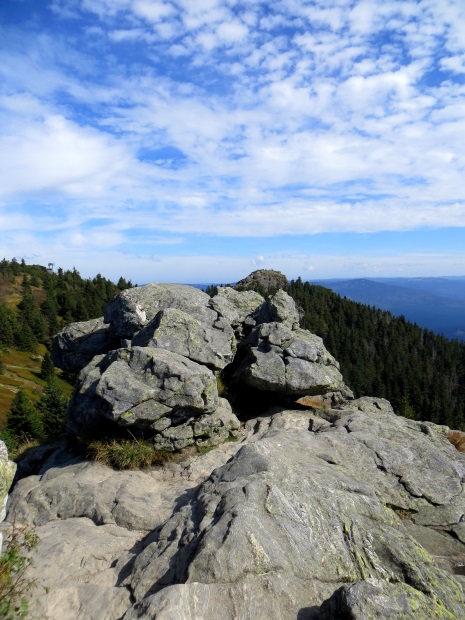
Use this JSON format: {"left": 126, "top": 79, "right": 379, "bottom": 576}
{"left": 8, "top": 398, "right": 464, "bottom": 619}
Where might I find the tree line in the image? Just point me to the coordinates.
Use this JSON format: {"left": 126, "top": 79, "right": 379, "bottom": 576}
{"left": 0, "top": 258, "right": 133, "bottom": 353}
{"left": 285, "top": 278, "right": 465, "bottom": 430}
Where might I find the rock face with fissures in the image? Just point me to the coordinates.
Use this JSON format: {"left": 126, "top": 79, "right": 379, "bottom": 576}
{"left": 58, "top": 275, "right": 352, "bottom": 451}
{"left": 4, "top": 272, "right": 465, "bottom": 619}
{"left": 7, "top": 397, "right": 465, "bottom": 619}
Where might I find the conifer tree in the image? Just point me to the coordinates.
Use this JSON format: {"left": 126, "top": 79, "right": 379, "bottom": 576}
{"left": 7, "top": 390, "right": 44, "bottom": 441}
{"left": 37, "top": 379, "right": 68, "bottom": 439}
{"left": 40, "top": 351, "right": 55, "bottom": 382}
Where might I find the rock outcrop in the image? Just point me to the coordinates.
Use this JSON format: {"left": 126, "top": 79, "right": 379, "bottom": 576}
{"left": 234, "top": 269, "right": 288, "bottom": 293}
{"left": 0, "top": 441, "right": 16, "bottom": 551}
{"left": 56, "top": 278, "right": 349, "bottom": 452}
{"left": 51, "top": 317, "right": 118, "bottom": 374}
{"left": 232, "top": 322, "right": 352, "bottom": 401}
{"left": 3, "top": 272, "right": 465, "bottom": 619}
{"left": 5, "top": 399, "right": 465, "bottom": 619}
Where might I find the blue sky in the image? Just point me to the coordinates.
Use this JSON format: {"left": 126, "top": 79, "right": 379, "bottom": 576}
{"left": 1, "top": 0, "right": 465, "bottom": 284}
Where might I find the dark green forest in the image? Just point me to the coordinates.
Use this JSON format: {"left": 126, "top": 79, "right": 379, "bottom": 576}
{"left": 0, "top": 259, "right": 134, "bottom": 453}
{"left": 285, "top": 278, "right": 465, "bottom": 430}
{"left": 0, "top": 258, "right": 133, "bottom": 353}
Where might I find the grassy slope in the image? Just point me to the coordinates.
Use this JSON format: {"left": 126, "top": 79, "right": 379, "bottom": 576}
{"left": 0, "top": 346, "right": 74, "bottom": 428}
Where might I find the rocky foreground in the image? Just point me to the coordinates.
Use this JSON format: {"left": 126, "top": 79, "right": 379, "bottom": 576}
{"left": 3, "top": 272, "right": 465, "bottom": 619}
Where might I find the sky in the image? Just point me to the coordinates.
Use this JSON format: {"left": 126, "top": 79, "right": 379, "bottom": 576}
{"left": 1, "top": 0, "right": 465, "bottom": 284}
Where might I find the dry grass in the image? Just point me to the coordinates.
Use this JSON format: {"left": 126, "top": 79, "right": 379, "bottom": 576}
{"left": 10, "top": 438, "right": 41, "bottom": 462}
{"left": 294, "top": 395, "right": 330, "bottom": 410}
{"left": 0, "top": 388, "right": 14, "bottom": 427}
{"left": 447, "top": 430, "right": 465, "bottom": 453}
{"left": 86, "top": 437, "right": 176, "bottom": 470}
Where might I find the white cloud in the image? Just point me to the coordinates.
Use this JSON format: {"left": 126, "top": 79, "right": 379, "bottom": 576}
{"left": 134, "top": 1, "right": 176, "bottom": 22}
{"left": 0, "top": 113, "right": 132, "bottom": 200}
{"left": 3, "top": 0, "right": 465, "bottom": 281}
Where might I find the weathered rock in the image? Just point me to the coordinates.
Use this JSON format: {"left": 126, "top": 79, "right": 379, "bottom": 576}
{"left": 254, "top": 289, "right": 300, "bottom": 329}
{"left": 152, "top": 397, "right": 240, "bottom": 451}
{"left": 104, "top": 283, "right": 217, "bottom": 339}
{"left": 15, "top": 517, "right": 138, "bottom": 620}
{"left": 132, "top": 307, "right": 236, "bottom": 370}
{"left": 233, "top": 322, "right": 353, "bottom": 398}
{"left": 234, "top": 269, "right": 288, "bottom": 293}
{"left": 8, "top": 273, "right": 465, "bottom": 619}
{"left": 51, "top": 317, "right": 118, "bottom": 373}
{"left": 209, "top": 287, "right": 265, "bottom": 337}
{"left": 5, "top": 399, "right": 465, "bottom": 619}
{"left": 67, "top": 346, "right": 219, "bottom": 437}
{"left": 0, "top": 441, "right": 16, "bottom": 551}
{"left": 8, "top": 459, "right": 184, "bottom": 531}
{"left": 125, "top": 401, "right": 465, "bottom": 619}
{"left": 7, "top": 437, "right": 245, "bottom": 620}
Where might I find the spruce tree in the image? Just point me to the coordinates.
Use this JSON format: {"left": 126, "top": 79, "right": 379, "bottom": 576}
{"left": 40, "top": 351, "right": 55, "bottom": 381}
{"left": 7, "top": 390, "right": 44, "bottom": 441}
{"left": 37, "top": 379, "right": 68, "bottom": 439}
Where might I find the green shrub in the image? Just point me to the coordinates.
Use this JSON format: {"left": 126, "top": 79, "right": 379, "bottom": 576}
{"left": 0, "top": 523, "right": 38, "bottom": 619}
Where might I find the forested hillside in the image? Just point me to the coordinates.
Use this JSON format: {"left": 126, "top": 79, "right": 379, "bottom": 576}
{"left": 0, "top": 258, "right": 133, "bottom": 353}
{"left": 0, "top": 258, "right": 134, "bottom": 452}
{"left": 286, "top": 278, "right": 465, "bottom": 430}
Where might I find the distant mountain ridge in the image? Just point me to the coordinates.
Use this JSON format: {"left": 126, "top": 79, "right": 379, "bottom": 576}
{"left": 314, "top": 276, "right": 465, "bottom": 340}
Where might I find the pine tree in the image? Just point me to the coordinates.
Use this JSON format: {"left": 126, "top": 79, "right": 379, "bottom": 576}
{"left": 0, "top": 304, "right": 15, "bottom": 348}
{"left": 15, "top": 322, "right": 37, "bottom": 353}
{"left": 40, "top": 351, "right": 55, "bottom": 381}
{"left": 7, "top": 390, "right": 44, "bottom": 441}
{"left": 37, "top": 379, "right": 68, "bottom": 439}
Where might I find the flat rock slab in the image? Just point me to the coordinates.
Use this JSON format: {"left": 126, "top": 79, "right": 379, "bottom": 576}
{"left": 6, "top": 400, "right": 465, "bottom": 619}
{"left": 7, "top": 438, "right": 246, "bottom": 620}
{"left": 22, "top": 518, "right": 139, "bottom": 620}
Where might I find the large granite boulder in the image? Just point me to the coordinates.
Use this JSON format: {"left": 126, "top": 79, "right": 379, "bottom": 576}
{"left": 104, "top": 283, "right": 217, "bottom": 340}
{"left": 209, "top": 287, "right": 265, "bottom": 338}
{"left": 66, "top": 346, "right": 220, "bottom": 440}
{"left": 51, "top": 317, "right": 118, "bottom": 374}
{"left": 57, "top": 276, "right": 351, "bottom": 447}
{"left": 233, "top": 322, "right": 353, "bottom": 399}
{"left": 254, "top": 289, "right": 300, "bottom": 329}
{"left": 132, "top": 307, "right": 236, "bottom": 371}
{"left": 234, "top": 269, "right": 288, "bottom": 293}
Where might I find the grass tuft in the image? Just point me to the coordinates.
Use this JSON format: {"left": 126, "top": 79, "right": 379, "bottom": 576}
{"left": 447, "top": 429, "right": 465, "bottom": 453}
{"left": 86, "top": 436, "right": 175, "bottom": 470}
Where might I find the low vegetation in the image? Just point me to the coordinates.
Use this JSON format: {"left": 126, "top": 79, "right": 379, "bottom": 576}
{"left": 447, "top": 430, "right": 465, "bottom": 452}
{"left": 86, "top": 437, "right": 177, "bottom": 470}
{"left": 0, "top": 523, "right": 38, "bottom": 619}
